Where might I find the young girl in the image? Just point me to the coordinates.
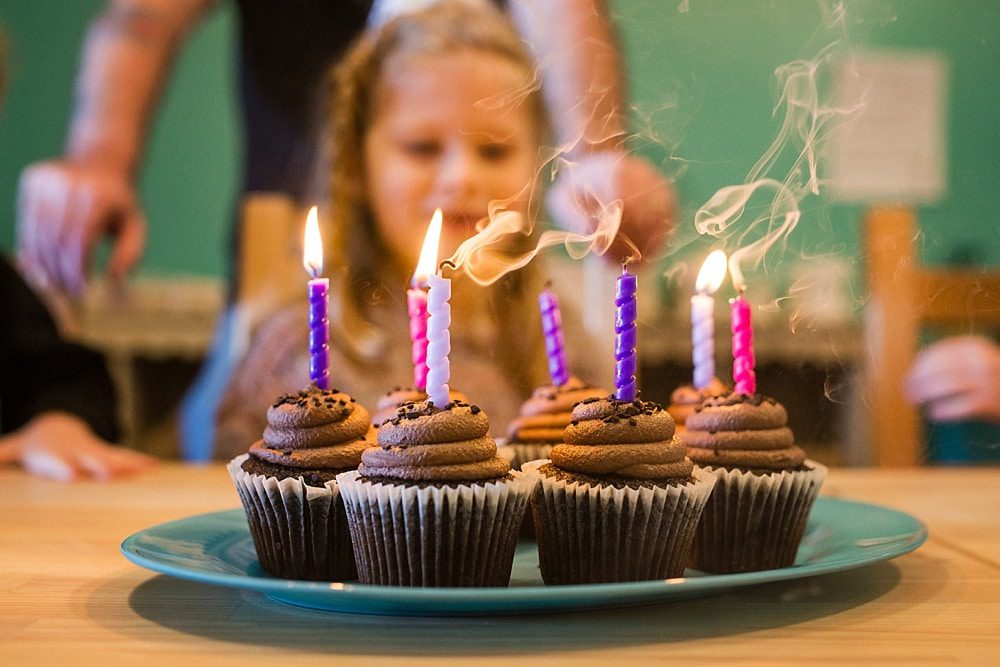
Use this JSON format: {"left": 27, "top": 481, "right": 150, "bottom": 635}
{"left": 213, "top": 1, "right": 555, "bottom": 458}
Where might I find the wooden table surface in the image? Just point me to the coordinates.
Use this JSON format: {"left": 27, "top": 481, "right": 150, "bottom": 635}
{"left": 2, "top": 464, "right": 998, "bottom": 664}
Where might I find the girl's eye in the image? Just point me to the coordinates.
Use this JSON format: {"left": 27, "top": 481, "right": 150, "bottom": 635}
{"left": 401, "top": 140, "right": 440, "bottom": 157}
{"left": 479, "top": 143, "right": 512, "bottom": 161}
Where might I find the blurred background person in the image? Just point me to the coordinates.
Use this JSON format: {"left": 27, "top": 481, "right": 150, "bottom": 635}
{"left": 0, "top": 37, "right": 156, "bottom": 481}
{"left": 13, "top": 0, "right": 675, "bottom": 459}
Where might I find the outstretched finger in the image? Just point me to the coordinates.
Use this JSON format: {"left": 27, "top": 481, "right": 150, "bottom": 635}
{"left": 17, "top": 171, "right": 50, "bottom": 289}
{"left": 77, "top": 451, "right": 116, "bottom": 482}
{"left": 924, "top": 393, "right": 982, "bottom": 423}
{"left": 107, "top": 207, "right": 146, "bottom": 283}
{"left": 21, "top": 447, "right": 80, "bottom": 482}
{"left": 38, "top": 176, "right": 74, "bottom": 294}
{"left": 57, "top": 186, "right": 93, "bottom": 296}
{"left": 97, "top": 446, "right": 158, "bottom": 478}
{"left": 0, "top": 435, "right": 24, "bottom": 464}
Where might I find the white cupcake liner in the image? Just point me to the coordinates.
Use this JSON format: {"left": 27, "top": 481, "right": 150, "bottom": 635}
{"left": 227, "top": 454, "right": 357, "bottom": 581}
{"left": 690, "top": 460, "right": 828, "bottom": 573}
{"left": 336, "top": 469, "right": 537, "bottom": 587}
{"left": 498, "top": 442, "right": 554, "bottom": 471}
{"left": 522, "top": 459, "right": 717, "bottom": 584}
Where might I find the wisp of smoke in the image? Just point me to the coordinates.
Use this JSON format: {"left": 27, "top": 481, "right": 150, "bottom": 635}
{"left": 694, "top": 38, "right": 858, "bottom": 288}
{"left": 447, "top": 197, "right": 623, "bottom": 286}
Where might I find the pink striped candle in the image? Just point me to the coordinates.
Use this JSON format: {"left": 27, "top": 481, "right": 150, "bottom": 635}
{"left": 407, "top": 290, "right": 429, "bottom": 390}
{"left": 730, "top": 289, "right": 756, "bottom": 395}
{"left": 408, "top": 210, "right": 443, "bottom": 391}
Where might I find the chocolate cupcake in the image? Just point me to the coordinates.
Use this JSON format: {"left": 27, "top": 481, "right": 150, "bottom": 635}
{"left": 336, "top": 399, "right": 535, "bottom": 587}
{"left": 525, "top": 395, "right": 716, "bottom": 584}
{"left": 227, "top": 384, "right": 374, "bottom": 581}
{"left": 667, "top": 377, "right": 728, "bottom": 437}
{"left": 371, "top": 386, "right": 468, "bottom": 426}
{"left": 501, "top": 376, "right": 607, "bottom": 471}
{"left": 684, "top": 391, "right": 827, "bottom": 573}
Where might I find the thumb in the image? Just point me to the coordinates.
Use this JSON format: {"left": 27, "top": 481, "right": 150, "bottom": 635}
{"left": 107, "top": 208, "right": 147, "bottom": 283}
{"left": 0, "top": 433, "right": 25, "bottom": 464}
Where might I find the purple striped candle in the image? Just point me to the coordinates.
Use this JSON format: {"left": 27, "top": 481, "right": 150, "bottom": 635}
{"left": 539, "top": 284, "right": 570, "bottom": 387}
{"left": 614, "top": 264, "right": 638, "bottom": 402}
{"left": 303, "top": 206, "right": 329, "bottom": 390}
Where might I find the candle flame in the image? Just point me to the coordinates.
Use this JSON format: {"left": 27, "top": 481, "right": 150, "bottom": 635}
{"left": 413, "top": 209, "right": 443, "bottom": 286}
{"left": 303, "top": 206, "right": 323, "bottom": 278}
{"left": 695, "top": 249, "right": 728, "bottom": 294}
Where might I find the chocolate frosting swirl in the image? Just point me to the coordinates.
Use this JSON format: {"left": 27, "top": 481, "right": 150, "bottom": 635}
{"left": 248, "top": 385, "right": 373, "bottom": 470}
{"left": 506, "top": 376, "right": 607, "bottom": 443}
{"left": 549, "top": 396, "right": 693, "bottom": 479}
{"left": 371, "top": 386, "right": 469, "bottom": 426}
{"left": 360, "top": 400, "right": 510, "bottom": 481}
{"left": 667, "top": 378, "right": 728, "bottom": 426}
{"left": 684, "top": 392, "right": 805, "bottom": 470}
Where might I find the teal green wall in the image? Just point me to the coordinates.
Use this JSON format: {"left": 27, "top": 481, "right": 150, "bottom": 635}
{"left": 0, "top": 0, "right": 238, "bottom": 278}
{"left": 1, "top": 1, "right": 997, "bottom": 281}
{"left": 613, "top": 0, "right": 1000, "bottom": 274}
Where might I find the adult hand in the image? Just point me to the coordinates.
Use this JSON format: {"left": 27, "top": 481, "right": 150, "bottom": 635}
{"left": 546, "top": 151, "right": 676, "bottom": 264}
{"left": 905, "top": 335, "right": 1000, "bottom": 423}
{"left": 0, "top": 412, "right": 157, "bottom": 482}
{"left": 18, "top": 160, "right": 146, "bottom": 296}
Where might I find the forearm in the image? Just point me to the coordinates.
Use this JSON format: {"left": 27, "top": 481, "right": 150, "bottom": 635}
{"left": 66, "top": 0, "right": 214, "bottom": 176}
{"left": 509, "top": 0, "right": 627, "bottom": 156}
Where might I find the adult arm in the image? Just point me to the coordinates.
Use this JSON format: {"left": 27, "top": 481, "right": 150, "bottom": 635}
{"left": 18, "top": 0, "right": 216, "bottom": 295}
{"left": 508, "top": 0, "right": 676, "bottom": 262}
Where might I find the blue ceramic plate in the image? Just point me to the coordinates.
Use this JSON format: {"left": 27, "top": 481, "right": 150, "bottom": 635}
{"left": 121, "top": 497, "right": 926, "bottom": 616}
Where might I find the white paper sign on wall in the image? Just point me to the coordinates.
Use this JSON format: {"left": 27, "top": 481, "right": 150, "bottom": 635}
{"left": 827, "top": 50, "right": 948, "bottom": 205}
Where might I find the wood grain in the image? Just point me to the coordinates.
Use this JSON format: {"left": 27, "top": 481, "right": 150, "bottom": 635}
{"left": 1, "top": 464, "right": 998, "bottom": 664}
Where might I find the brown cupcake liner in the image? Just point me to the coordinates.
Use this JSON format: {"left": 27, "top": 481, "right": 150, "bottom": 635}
{"left": 498, "top": 442, "right": 555, "bottom": 472}
{"left": 690, "top": 460, "right": 827, "bottom": 574}
{"left": 497, "top": 442, "right": 553, "bottom": 540}
{"left": 227, "top": 454, "right": 357, "bottom": 581}
{"left": 523, "top": 459, "right": 717, "bottom": 584}
{"left": 498, "top": 443, "right": 553, "bottom": 539}
{"left": 335, "top": 470, "right": 536, "bottom": 587}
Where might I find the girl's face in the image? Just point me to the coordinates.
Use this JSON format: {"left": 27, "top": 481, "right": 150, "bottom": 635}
{"left": 364, "top": 49, "right": 540, "bottom": 276}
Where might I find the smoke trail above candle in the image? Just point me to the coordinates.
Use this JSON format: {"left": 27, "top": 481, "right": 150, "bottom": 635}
{"left": 446, "top": 197, "right": 624, "bottom": 286}
{"left": 443, "top": 1, "right": 861, "bottom": 291}
{"left": 695, "top": 39, "right": 858, "bottom": 289}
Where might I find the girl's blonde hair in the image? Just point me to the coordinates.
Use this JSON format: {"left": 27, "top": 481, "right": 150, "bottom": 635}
{"left": 317, "top": 1, "right": 549, "bottom": 393}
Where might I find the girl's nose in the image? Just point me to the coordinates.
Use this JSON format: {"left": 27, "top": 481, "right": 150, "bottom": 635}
{"left": 435, "top": 146, "right": 479, "bottom": 203}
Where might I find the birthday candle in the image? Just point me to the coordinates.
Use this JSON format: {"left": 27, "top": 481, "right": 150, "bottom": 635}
{"left": 407, "top": 292, "right": 429, "bottom": 390}
{"left": 303, "top": 206, "right": 329, "bottom": 390}
{"left": 731, "top": 289, "right": 756, "bottom": 395}
{"left": 539, "top": 283, "right": 570, "bottom": 387}
{"left": 692, "top": 250, "right": 727, "bottom": 390}
{"left": 407, "top": 210, "right": 443, "bottom": 390}
{"left": 425, "top": 263, "right": 452, "bottom": 409}
{"left": 614, "top": 264, "right": 638, "bottom": 402}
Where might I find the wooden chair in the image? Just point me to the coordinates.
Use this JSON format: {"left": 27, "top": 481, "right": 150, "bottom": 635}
{"left": 236, "top": 193, "right": 304, "bottom": 330}
{"left": 862, "top": 207, "right": 1000, "bottom": 466}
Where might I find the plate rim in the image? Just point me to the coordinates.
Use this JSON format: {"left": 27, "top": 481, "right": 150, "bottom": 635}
{"left": 120, "top": 497, "right": 927, "bottom": 607}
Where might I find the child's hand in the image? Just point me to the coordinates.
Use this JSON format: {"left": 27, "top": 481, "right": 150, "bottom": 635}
{"left": 905, "top": 336, "right": 1000, "bottom": 423}
{"left": 547, "top": 151, "right": 676, "bottom": 263}
{"left": 0, "top": 412, "right": 157, "bottom": 481}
